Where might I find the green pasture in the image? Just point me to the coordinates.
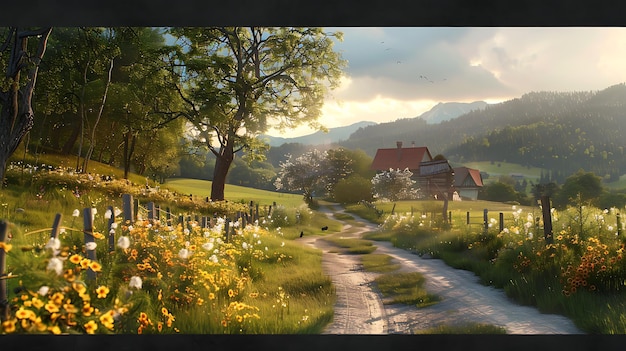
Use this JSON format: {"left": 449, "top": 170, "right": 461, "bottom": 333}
{"left": 164, "top": 178, "right": 304, "bottom": 208}
{"left": 455, "top": 160, "right": 542, "bottom": 181}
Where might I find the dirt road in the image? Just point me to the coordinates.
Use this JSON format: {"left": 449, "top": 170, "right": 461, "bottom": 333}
{"left": 297, "top": 205, "right": 584, "bottom": 335}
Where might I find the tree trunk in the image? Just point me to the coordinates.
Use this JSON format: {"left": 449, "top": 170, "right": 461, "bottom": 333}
{"left": 0, "top": 27, "right": 52, "bottom": 188}
{"left": 211, "top": 142, "right": 234, "bottom": 201}
{"left": 61, "top": 115, "right": 81, "bottom": 154}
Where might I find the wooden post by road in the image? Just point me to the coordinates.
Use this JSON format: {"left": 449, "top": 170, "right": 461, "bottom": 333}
{"left": 541, "top": 196, "right": 554, "bottom": 244}
{"left": 483, "top": 209, "right": 488, "bottom": 233}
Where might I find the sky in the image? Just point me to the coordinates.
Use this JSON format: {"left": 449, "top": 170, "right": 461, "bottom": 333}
{"left": 267, "top": 27, "right": 626, "bottom": 137}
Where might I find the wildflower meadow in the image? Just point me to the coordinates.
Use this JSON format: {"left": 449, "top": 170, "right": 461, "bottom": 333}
{"left": 363, "top": 200, "right": 626, "bottom": 333}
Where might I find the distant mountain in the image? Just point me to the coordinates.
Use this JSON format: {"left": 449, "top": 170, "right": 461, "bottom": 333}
{"left": 261, "top": 121, "right": 377, "bottom": 146}
{"left": 418, "top": 101, "right": 488, "bottom": 124}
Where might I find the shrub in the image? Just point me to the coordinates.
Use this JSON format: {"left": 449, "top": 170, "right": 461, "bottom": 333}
{"left": 333, "top": 175, "right": 372, "bottom": 204}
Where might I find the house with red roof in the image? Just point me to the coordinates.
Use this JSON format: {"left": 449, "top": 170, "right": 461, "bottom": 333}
{"left": 370, "top": 142, "right": 483, "bottom": 200}
{"left": 370, "top": 142, "right": 455, "bottom": 199}
{"left": 452, "top": 166, "right": 483, "bottom": 200}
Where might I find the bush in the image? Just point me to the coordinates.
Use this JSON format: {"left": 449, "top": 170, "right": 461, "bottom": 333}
{"left": 333, "top": 175, "right": 372, "bottom": 204}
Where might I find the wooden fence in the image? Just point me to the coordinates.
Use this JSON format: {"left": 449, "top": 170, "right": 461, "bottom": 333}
{"left": 0, "top": 193, "right": 277, "bottom": 322}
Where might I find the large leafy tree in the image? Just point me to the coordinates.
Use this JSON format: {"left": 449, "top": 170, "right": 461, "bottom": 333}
{"left": 166, "top": 27, "right": 346, "bottom": 201}
{"left": 0, "top": 27, "right": 52, "bottom": 185}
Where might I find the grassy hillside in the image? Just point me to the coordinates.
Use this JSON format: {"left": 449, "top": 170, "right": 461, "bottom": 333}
{"left": 454, "top": 161, "right": 542, "bottom": 184}
{"left": 163, "top": 178, "right": 304, "bottom": 208}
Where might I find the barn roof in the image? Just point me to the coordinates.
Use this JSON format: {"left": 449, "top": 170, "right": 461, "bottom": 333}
{"left": 453, "top": 167, "right": 484, "bottom": 187}
{"left": 370, "top": 145, "right": 432, "bottom": 171}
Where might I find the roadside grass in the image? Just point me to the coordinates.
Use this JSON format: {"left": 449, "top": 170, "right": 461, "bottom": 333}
{"left": 360, "top": 253, "right": 400, "bottom": 273}
{"left": 320, "top": 235, "right": 377, "bottom": 254}
{"left": 415, "top": 322, "right": 507, "bottom": 334}
{"left": 373, "top": 272, "right": 440, "bottom": 308}
{"left": 345, "top": 200, "right": 536, "bottom": 226}
{"left": 171, "top": 236, "right": 335, "bottom": 334}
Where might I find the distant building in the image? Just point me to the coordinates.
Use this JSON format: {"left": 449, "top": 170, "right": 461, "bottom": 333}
{"left": 370, "top": 142, "right": 454, "bottom": 199}
{"left": 453, "top": 167, "right": 484, "bottom": 200}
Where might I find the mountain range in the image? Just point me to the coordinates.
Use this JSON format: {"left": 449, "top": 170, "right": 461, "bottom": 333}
{"left": 264, "top": 83, "right": 626, "bottom": 184}
{"left": 261, "top": 101, "right": 488, "bottom": 147}
{"left": 260, "top": 121, "right": 377, "bottom": 146}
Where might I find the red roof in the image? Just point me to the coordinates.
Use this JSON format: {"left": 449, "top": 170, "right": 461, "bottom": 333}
{"left": 370, "top": 146, "right": 432, "bottom": 171}
{"left": 453, "top": 167, "right": 483, "bottom": 187}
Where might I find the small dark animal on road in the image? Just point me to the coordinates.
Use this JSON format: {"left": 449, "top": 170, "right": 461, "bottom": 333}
{"left": 321, "top": 226, "right": 328, "bottom": 231}
{"left": 300, "top": 231, "right": 304, "bottom": 237}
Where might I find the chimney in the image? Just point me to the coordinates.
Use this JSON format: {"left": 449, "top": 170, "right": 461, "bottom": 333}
{"left": 411, "top": 141, "right": 416, "bottom": 147}
{"left": 396, "top": 141, "right": 403, "bottom": 149}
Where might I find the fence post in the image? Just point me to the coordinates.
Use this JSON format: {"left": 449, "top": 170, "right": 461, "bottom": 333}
{"left": 122, "top": 194, "right": 134, "bottom": 223}
{"left": 540, "top": 196, "right": 554, "bottom": 244}
{"left": 83, "top": 208, "right": 97, "bottom": 281}
{"left": 166, "top": 207, "right": 172, "bottom": 227}
{"left": 499, "top": 212, "right": 504, "bottom": 233}
{"left": 617, "top": 212, "right": 622, "bottom": 236}
{"left": 155, "top": 204, "right": 161, "bottom": 223}
{"left": 147, "top": 202, "right": 155, "bottom": 222}
{"left": 255, "top": 203, "right": 259, "bottom": 222}
{"left": 0, "top": 221, "right": 9, "bottom": 322}
{"left": 467, "top": 211, "right": 470, "bottom": 225}
{"left": 133, "top": 198, "right": 139, "bottom": 221}
{"left": 449, "top": 211, "right": 452, "bottom": 225}
{"left": 107, "top": 206, "right": 115, "bottom": 252}
{"left": 50, "top": 213, "right": 62, "bottom": 239}
{"left": 483, "top": 209, "right": 488, "bottom": 233}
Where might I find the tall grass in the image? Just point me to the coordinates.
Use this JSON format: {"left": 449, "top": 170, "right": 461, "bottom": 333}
{"left": 373, "top": 272, "right": 440, "bottom": 308}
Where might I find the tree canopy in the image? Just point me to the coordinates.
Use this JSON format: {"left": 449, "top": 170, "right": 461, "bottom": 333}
{"left": 165, "top": 27, "right": 346, "bottom": 200}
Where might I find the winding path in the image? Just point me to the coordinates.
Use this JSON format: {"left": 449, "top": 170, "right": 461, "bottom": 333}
{"left": 297, "top": 205, "right": 584, "bottom": 335}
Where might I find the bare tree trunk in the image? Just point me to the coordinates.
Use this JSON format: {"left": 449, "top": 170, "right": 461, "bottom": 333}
{"left": 0, "top": 27, "right": 52, "bottom": 186}
{"left": 83, "top": 57, "right": 114, "bottom": 173}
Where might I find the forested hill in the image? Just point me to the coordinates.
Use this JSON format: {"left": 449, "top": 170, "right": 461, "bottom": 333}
{"left": 339, "top": 83, "right": 626, "bottom": 182}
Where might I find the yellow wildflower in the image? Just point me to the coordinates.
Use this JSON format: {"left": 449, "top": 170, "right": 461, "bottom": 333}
{"left": 69, "top": 254, "right": 82, "bottom": 264}
{"left": 84, "top": 320, "right": 98, "bottom": 334}
{"left": 48, "top": 325, "right": 62, "bottom": 334}
{"left": 72, "top": 282, "right": 87, "bottom": 295}
{"left": 96, "top": 286, "right": 109, "bottom": 299}
{"left": 89, "top": 261, "right": 102, "bottom": 272}
{"left": 0, "top": 242, "right": 12, "bottom": 252}
{"left": 1, "top": 319, "right": 16, "bottom": 333}
{"left": 80, "top": 258, "right": 90, "bottom": 270}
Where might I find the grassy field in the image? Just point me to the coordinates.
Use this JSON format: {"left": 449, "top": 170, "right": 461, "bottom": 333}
{"left": 164, "top": 178, "right": 304, "bottom": 208}
{"left": 454, "top": 160, "right": 542, "bottom": 183}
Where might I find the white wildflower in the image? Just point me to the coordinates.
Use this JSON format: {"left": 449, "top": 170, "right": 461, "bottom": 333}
{"left": 202, "top": 242, "right": 214, "bottom": 251}
{"left": 242, "top": 242, "right": 249, "bottom": 250}
{"left": 129, "top": 276, "right": 143, "bottom": 289}
{"left": 46, "top": 257, "right": 63, "bottom": 275}
{"left": 37, "top": 286, "right": 50, "bottom": 296}
{"left": 178, "top": 248, "right": 191, "bottom": 259}
{"left": 117, "top": 236, "right": 130, "bottom": 250}
{"left": 72, "top": 209, "right": 80, "bottom": 217}
{"left": 209, "top": 254, "right": 219, "bottom": 263}
{"left": 45, "top": 237, "right": 61, "bottom": 251}
{"left": 105, "top": 209, "right": 112, "bottom": 219}
{"left": 85, "top": 242, "right": 97, "bottom": 251}
{"left": 111, "top": 222, "right": 118, "bottom": 229}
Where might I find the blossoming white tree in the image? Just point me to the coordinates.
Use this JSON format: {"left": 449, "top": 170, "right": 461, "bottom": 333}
{"left": 274, "top": 149, "right": 329, "bottom": 205}
{"left": 371, "top": 168, "right": 419, "bottom": 202}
